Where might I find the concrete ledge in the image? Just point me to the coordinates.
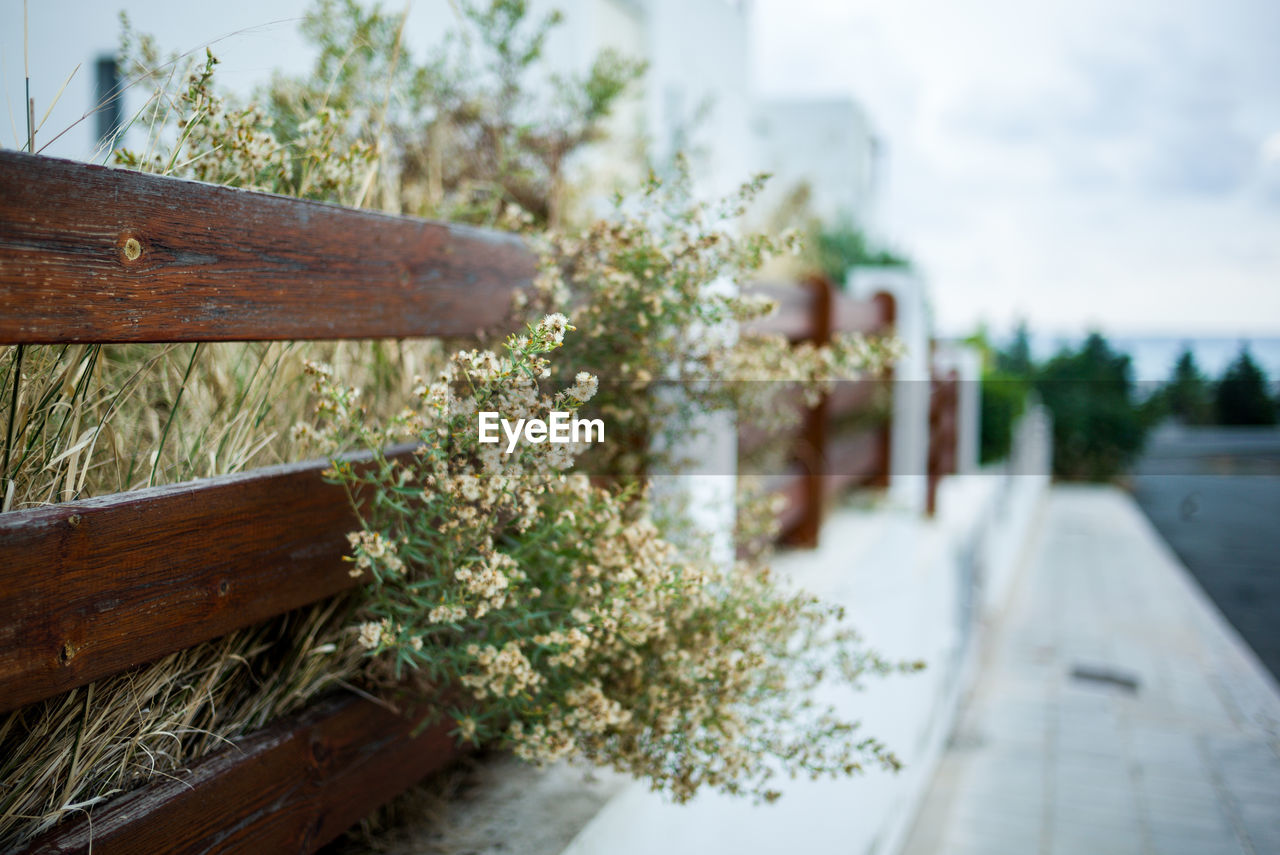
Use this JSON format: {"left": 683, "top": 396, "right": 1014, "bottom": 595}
{"left": 559, "top": 472, "right": 1047, "bottom": 855}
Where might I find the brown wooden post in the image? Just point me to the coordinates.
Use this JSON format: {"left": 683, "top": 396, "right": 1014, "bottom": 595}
{"left": 927, "top": 358, "right": 960, "bottom": 517}
{"left": 869, "top": 291, "right": 897, "bottom": 489}
{"left": 783, "top": 274, "right": 834, "bottom": 548}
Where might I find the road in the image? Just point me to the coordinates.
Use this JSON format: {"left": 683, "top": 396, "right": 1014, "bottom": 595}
{"left": 1129, "top": 425, "right": 1280, "bottom": 683}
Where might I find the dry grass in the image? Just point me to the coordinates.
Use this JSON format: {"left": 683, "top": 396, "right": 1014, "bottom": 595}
{"left": 0, "top": 339, "right": 448, "bottom": 511}
{"left": 0, "top": 597, "right": 365, "bottom": 847}
{"left": 0, "top": 337, "right": 451, "bottom": 849}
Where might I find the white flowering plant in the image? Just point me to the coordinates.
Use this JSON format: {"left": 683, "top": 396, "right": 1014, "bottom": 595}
{"left": 0, "top": 4, "right": 913, "bottom": 847}
{"left": 314, "top": 313, "right": 921, "bottom": 803}
{"left": 522, "top": 163, "right": 900, "bottom": 483}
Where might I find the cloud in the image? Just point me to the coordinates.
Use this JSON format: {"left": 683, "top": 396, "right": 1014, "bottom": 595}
{"left": 754, "top": 0, "right": 1280, "bottom": 335}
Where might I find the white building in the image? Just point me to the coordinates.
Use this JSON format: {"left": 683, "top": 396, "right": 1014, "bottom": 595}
{"left": 749, "top": 96, "right": 881, "bottom": 228}
{"left": 528, "top": 0, "right": 755, "bottom": 206}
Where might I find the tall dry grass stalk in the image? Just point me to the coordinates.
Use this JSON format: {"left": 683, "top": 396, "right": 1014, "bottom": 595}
{"left": 2, "top": 0, "right": 641, "bottom": 841}
{"left": 0, "top": 336, "right": 455, "bottom": 849}
{"left": 0, "top": 335, "right": 453, "bottom": 848}
{"left": 0, "top": 339, "right": 446, "bottom": 510}
{"left": 0, "top": 599, "right": 366, "bottom": 845}
{"left": 0, "top": 5, "right": 451, "bottom": 839}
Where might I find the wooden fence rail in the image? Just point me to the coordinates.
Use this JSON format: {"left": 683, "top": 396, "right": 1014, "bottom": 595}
{"left": 741, "top": 277, "right": 895, "bottom": 547}
{"left": 1, "top": 151, "right": 898, "bottom": 853}
{"left": 0, "top": 152, "right": 530, "bottom": 853}
{"left": 22, "top": 695, "right": 463, "bottom": 855}
{"left": 0, "top": 446, "right": 416, "bottom": 713}
{"left": 0, "top": 150, "right": 533, "bottom": 343}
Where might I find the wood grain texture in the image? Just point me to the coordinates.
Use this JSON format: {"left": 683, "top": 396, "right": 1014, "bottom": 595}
{"left": 826, "top": 380, "right": 882, "bottom": 419}
{"left": 832, "top": 291, "right": 893, "bottom": 335}
{"left": 927, "top": 368, "right": 960, "bottom": 515}
{"left": 21, "top": 693, "right": 464, "bottom": 855}
{"left": 859, "top": 292, "right": 896, "bottom": 490}
{"left": 0, "top": 447, "right": 412, "bottom": 713}
{"left": 786, "top": 276, "right": 833, "bottom": 547}
{"left": 742, "top": 281, "right": 817, "bottom": 342}
{"left": 823, "top": 429, "right": 886, "bottom": 497}
{"left": 738, "top": 277, "right": 904, "bottom": 547}
{"left": 0, "top": 151, "right": 534, "bottom": 344}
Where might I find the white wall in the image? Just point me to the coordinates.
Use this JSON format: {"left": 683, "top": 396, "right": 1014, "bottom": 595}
{"left": 750, "top": 97, "right": 878, "bottom": 227}
{"left": 1, "top": 0, "right": 316, "bottom": 160}
{"left": 641, "top": 0, "right": 755, "bottom": 200}
{"left": 932, "top": 340, "right": 983, "bottom": 476}
{"left": 559, "top": 435, "right": 1051, "bottom": 855}
{"left": 3, "top": 0, "right": 754, "bottom": 205}
{"left": 850, "top": 267, "right": 932, "bottom": 514}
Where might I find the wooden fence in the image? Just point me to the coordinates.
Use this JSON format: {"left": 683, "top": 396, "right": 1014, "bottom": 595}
{"left": 742, "top": 276, "right": 895, "bottom": 547}
{"left": 0, "top": 150, "right": 533, "bottom": 854}
{"left": 1, "top": 150, "right": 911, "bottom": 852}
{"left": 927, "top": 364, "right": 960, "bottom": 516}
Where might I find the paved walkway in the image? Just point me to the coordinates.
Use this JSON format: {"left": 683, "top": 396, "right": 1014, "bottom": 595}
{"left": 902, "top": 486, "right": 1280, "bottom": 855}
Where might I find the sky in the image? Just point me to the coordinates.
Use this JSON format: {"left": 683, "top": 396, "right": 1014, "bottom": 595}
{"left": 753, "top": 0, "right": 1280, "bottom": 337}
{"left": 3, "top": 0, "right": 1278, "bottom": 340}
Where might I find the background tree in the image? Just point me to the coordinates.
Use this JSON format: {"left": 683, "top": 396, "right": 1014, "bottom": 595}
{"left": 1215, "top": 347, "right": 1278, "bottom": 425}
{"left": 1035, "top": 332, "right": 1147, "bottom": 481}
{"left": 995, "top": 322, "right": 1033, "bottom": 377}
{"left": 1162, "top": 347, "right": 1213, "bottom": 425}
{"left": 811, "top": 216, "right": 911, "bottom": 286}
{"left": 967, "top": 323, "right": 1031, "bottom": 464}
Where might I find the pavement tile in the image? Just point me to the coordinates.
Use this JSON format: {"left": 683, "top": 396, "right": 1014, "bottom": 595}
{"left": 1145, "top": 811, "right": 1237, "bottom": 839}
{"left": 901, "top": 489, "right": 1280, "bottom": 855}
{"left": 1049, "top": 824, "right": 1145, "bottom": 855}
{"left": 1053, "top": 800, "right": 1144, "bottom": 833}
{"left": 940, "top": 822, "right": 1042, "bottom": 855}
{"left": 1236, "top": 801, "right": 1280, "bottom": 841}
{"left": 1148, "top": 829, "right": 1247, "bottom": 855}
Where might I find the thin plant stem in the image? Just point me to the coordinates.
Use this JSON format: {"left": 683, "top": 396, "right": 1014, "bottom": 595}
{"left": 2, "top": 345, "right": 25, "bottom": 506}
{"left": 149, "top": 343, "right": 201, "bottom": 487}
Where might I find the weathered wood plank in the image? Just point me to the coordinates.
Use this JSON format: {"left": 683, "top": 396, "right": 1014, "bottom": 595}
{"left": 823, "top": 429, "right": 885, "bottom": 497}
{"left": 832, "top": 291, "right": 894, "bottom": 335}
{"left": 827, "top": 379, "right": 882, "bottom": 419}
{"left": 0, "top": 448, "right": 412, "bottom": 713}
{"left": 927, "top": 369, "right": 960, "bottom": 515}
{"left": 0, "top": 151, "right": 534, "bottom": 344}
{"left": 742, "top": 281, "right": 817, "bottom": 342}
{"left": 21, "top": 692, "right": 464, "bottom": 855}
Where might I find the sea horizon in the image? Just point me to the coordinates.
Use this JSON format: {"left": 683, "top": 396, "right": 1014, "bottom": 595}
{"left": 1014, "top": 332, "right": 1280, "bottom": 383}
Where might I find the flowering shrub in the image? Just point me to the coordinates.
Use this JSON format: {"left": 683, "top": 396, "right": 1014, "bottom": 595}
{"left": 116, "top": 0, "right": 642, "bottom": 226}
{"left": 523, "top": 165, "right": 899, "bottom": 482}
{"left": 0, "top": 6, "right": 916, "bottom": 841}
{"left": 315, "top": 314, "right": 921, "bottom": 803}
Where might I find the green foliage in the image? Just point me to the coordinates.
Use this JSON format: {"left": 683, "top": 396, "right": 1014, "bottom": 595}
{"left": 315, "top": 318, "right": 919, "bottom": 804}
{"left": 1159, "top": 347, "right": 1214, "bottom": 425}
{"left": 521, "top": 164, "right": 895, "bottom": 483}
{"left": 1215, "top": 347, "right": 1277, "bottom": 425}
{"left": 995, "top": 322, "right": 1034, "bottom": 377}
{"left": 980, "top": 373, "right": 1028, "bottom": 464}
{"left": 812, "top": 217, "right": 910, "bottom": 286}
{"left": 966, "top": 323, "right": 1030, "bottom": 465}
{"left": 1035, "top": 333, "right": 1147, "bottom": 481}
{"left": 120, "top": 0, "right": 644, "bottom": 225}
{"left": 276, "top": 0, "right": 645, "bottom": 226}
